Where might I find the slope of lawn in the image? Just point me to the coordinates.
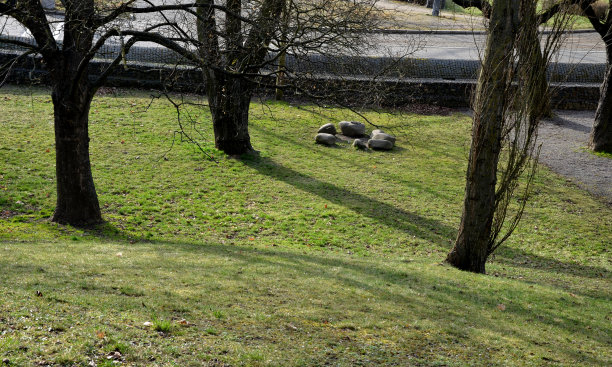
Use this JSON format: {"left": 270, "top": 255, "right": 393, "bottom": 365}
{"left": 0, "top": 86, "right": 610, "bottom": 366}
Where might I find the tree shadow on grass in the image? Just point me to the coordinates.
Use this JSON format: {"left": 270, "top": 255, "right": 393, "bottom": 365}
{"left": 213, "top": 243, "right": 611, "bottom": 350}
{"left": 494, "top": 246, "right": 612, "bottom": 284}
{"left": 249, "top": 123, "right": 460, "bottom": 203}
{"left": 241, "top": 155, "right": 456, "bottom": 248}
{"left": 67, "top": 219, "right": 612, "bottom": 302}
{"left": 4, "top": 237, "right": 607, "bottom": 365}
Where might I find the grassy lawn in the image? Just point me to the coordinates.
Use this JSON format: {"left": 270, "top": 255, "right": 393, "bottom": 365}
{"left": 441, "top": 1, "right": 598, "bottom": 30}
{"left": 0, "top": 86, "right": 610, "bottom": 366}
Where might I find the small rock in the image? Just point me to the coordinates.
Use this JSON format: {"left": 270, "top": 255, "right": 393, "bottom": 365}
{"left": 318, "top": 123, "right": 336, "bottom": 135}
{"left": 107, "top": 351, "right": 122, "bottom": 360}
{"left": 371, "top": 132, "right": 396, "bottom": 145}
{"left": 352, "top": 139, "right": 368, "bottom": 150}
{"left": 315, "top": 133, "right": 336, "bottom": 146}
{"left": 339, "top": 121, "right": 366, "bottom": 137}
{"left": 368, "top": 139, "right": 394, "bottom": 151}
{"left": 143, "top": 321, "right": 153, "bottom": 327}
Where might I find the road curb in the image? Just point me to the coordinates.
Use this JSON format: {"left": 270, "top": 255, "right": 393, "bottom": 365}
{"left": 370, "top": 28, "right": 598, "bottom": 35}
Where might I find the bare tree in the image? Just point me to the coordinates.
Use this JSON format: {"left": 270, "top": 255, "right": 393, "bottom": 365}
{"left": 452, "top": 0, "right": 566, "bottom": 117}
{"left": 571, "top": 0, "right": 612, "bottom": 152}
{"left": 0, "top": 0, "right": 236, "bottom": 225}
{"left": 446, "top": 0, "right": 571, "bottom": 273}
{"left": 453, "top": 0, "right": 612, "bottom": 152}
{"left": 0, "top": 0, "right": 402, "bottom": 225}
{"left": 192, "top": 0, "right": 389, "bottom": 155}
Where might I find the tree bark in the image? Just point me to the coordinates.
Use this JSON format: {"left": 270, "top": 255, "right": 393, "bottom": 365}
{"left": 446, "top": 0, "right": 518, "bottom": 273}
{"left": 48, "top": 0, "right": 103, "bottom": 226}
{"left": 432, "top": 0, "right": 442, "bottom": 16}
{"left": 590, "top": 46, "right": 612, "bottom": 152}
{"left": 207, "top": 71, "right": 256, "bottom": 155}
{"left": 51, "top": 84, "right": 102, "bottom": 226}
{"left": 275, "top": 50, "right": 287, "bottom": 101}
{"left": 530, "top": 41, "right": 552, "bottom": 117}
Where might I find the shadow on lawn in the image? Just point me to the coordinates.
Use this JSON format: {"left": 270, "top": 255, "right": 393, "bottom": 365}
{"left": 241, "top": 155, "right": 455, "bottom": 248}
{"left": 495, "top": 246, "right": 611, "bottom": 283}
{"left": 171, "top": 241, "right": 610, "bottom": 358}
{"left": 249, "top": 123, "right": 464, "bottom": 203}
{"left": 5, "top": 236, "right": 607, "bottom": 365}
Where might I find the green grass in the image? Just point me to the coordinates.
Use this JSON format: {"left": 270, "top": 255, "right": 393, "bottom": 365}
{"left": 581, "top": 146, "right": 612, "bottom": 159}
{"left": 442, "top": 0, "right": 597, "bottom": 30}
{"left": 0, "top": 86, "right": 610, "bottom": 366}
{"left": 444, "top": 0, "right": 484, "bottom": 17}
{"left": 152, "top": 319, "right": 172, "bottom": 334}
{"left": 593, "top": 150, "right": 612, "bottom": 159}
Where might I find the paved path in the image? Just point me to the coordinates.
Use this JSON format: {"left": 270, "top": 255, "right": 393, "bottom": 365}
{"left": 368, "top": 32, "right": 606, "bottom": 64}
{"left": 539, "top": 111, "right": 612, "bottom": 204}
{"left": 373, "top": 0, "right": 606, "bottom": 63}
{"left": 0, "top": 2, "right": 607, "bottom": 64}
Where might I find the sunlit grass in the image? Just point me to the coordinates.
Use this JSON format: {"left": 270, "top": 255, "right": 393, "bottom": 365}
{"left": 0, "top": 86, "right": 610, "bottom": 366}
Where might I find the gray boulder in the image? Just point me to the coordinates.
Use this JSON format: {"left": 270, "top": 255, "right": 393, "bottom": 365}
{"left": 371, "top": 132, "right": 396, "bottom": 145}
{"left": 318, "top": 123, "right": 337, "bottom": 135}
{"left": 352, "top": 139, "right": 368, "bottom": 150}
{"left": 368, "top": 139, "right": 393, "bottom": 151}
{"left": 315, "top": 133, "right": 337, "bottom": 146}
{"left": 339, "top": 121, "right": 366, "bottom": 137}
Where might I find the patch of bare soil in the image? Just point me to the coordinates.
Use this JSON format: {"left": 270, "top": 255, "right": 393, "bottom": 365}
{"left": 396, "top": 103, "right": 455, "bottom": 115}
{"left": 1, "top": 210, "right": 19, "bottom": 219}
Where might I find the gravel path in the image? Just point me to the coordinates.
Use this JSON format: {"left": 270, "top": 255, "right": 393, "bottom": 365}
{"left": 539, "top": 110, "right": 612, "bottom": 204}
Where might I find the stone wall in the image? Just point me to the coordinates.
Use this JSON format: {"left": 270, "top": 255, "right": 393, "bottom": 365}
{"left": 0, "top": 51, "right": 599, "bottom": 110}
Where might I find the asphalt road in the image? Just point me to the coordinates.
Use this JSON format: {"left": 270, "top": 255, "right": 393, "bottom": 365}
{"left": 0, "top": 3, "right": 607, "bottom": 65}
{"left": 366, "top": 32, "right": 606, "bottom": 64}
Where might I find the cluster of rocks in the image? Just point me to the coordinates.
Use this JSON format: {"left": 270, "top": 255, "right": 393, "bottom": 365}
{"left": 315, "top": 121, "right": 397, "bottom": 151}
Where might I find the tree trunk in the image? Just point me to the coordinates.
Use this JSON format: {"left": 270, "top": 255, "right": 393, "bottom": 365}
{"left": 432, "top": 0, "right": 442, "bottom": 15}
{"left": 275, "top": 50, "right": 286, "bottom": 101}
{"left": 207, "top": 72, "right": 256, "bottom": 155}
{"left": 47, "top": 3, "right": 103, "bottom": 226}
{"left": 531, "top": 41, "right": 552, "bottom": 118}
{"left": 51, "top": 82, "right": 102, "bottom": 226}
{"left": 590, "top": 49, "right": 612, "bottom": 152}
{"left": 446, "top": 0, "right": 518, "bottom": 273}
